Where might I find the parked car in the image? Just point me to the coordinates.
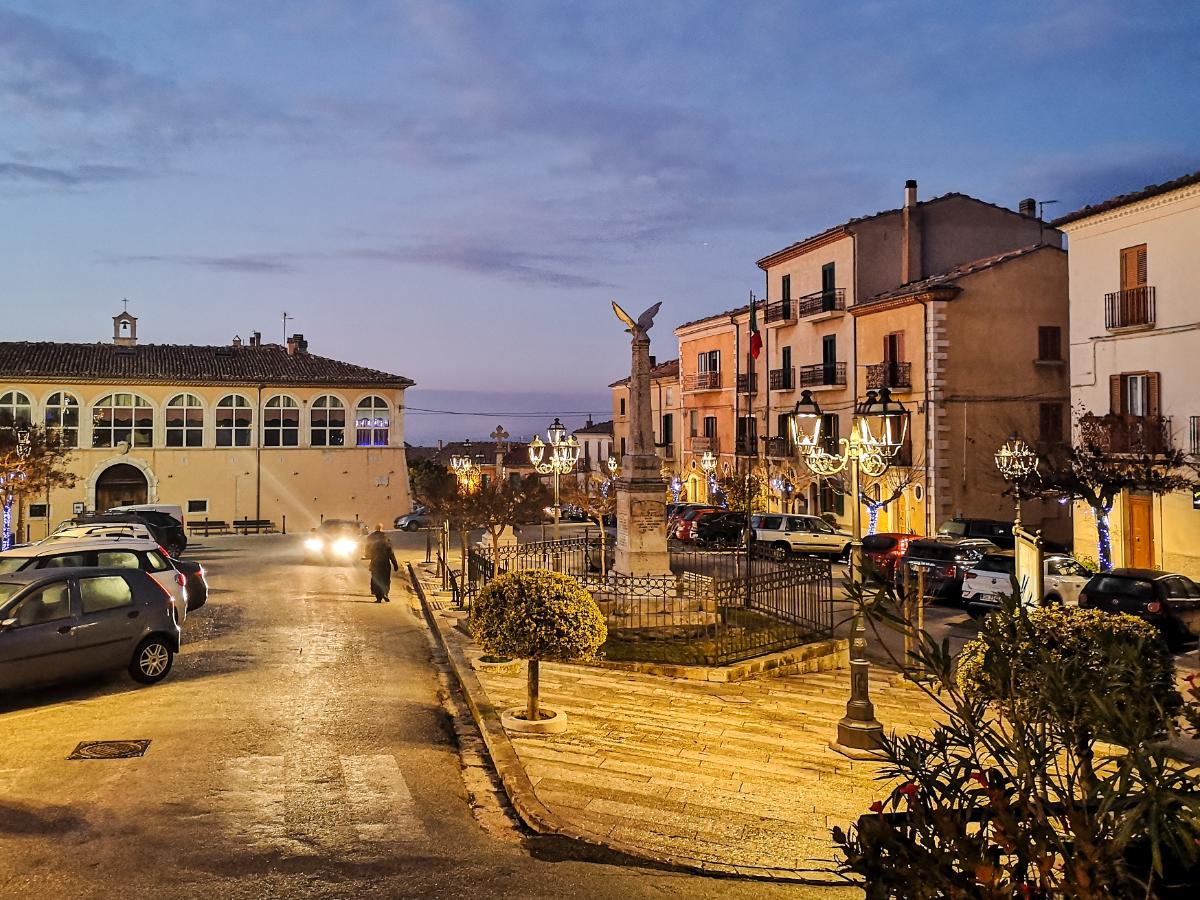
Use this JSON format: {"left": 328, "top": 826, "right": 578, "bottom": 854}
{"left": 962, "top": 551, "right": 1091, "bottom": 615}
{"left": 673, "top": 507, "right": 720, "bottom": 541}
{"left": 394, "top": 506, "right": 432, "bottom": 531}
{"left": 305, "top": 519, "right": 367, "bottom": 562}
{"left": 0, "top": 567, "right": 181, "bottom": 690}
{"left": 693, "top": 512, "right": 747, "bottom": 550}
{"left": 898, "top": 537, "right": 997, "bottom": 602}
{"left": 751, "top": 514, "right": 851, "bottom": 560}
{"left": 0, "top": 538, "right": 192, "bottom": 623}
{"left": 66, "top": 512, "right": 186, "bottom": 556}
{"left": 45, "top": 522, "right": 157, "bottom": 544}
{"left": 861, "top": 532, "right": 920, "bottom": 580}
{"left": 1077, "top": 568, "right": 1200, "bottom": 648}
{"left": 107, "top": 503, "right": 185, "bottom": 525}
{"left": 937, "top": 518, "right": 1015, "bottom": 550}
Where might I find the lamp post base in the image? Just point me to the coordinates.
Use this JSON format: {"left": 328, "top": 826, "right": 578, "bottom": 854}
{"left": 830, "top": 715, "right": 886, "bottom": 760}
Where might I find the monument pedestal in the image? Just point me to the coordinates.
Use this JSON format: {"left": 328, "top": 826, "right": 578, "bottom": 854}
{"left": 477, "top": 526, "right": 518, "bottom": 551}
{"left": 613, "top": 453, "right": 671, "bottom": 577}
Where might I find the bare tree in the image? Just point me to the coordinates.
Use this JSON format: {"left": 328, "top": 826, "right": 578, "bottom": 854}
{"left": 823, "top": 455, "right": 926, "bottom": 534}
{"left": 0, "top": 426, "right": 77, "bottom": 548}
{"left": 563, "top": 473, "right": 616, "bottom": 576}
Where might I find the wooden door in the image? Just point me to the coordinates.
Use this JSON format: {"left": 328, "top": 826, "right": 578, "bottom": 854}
{"left": 1124, "top": 494, "right": 1154, "bottom": 569}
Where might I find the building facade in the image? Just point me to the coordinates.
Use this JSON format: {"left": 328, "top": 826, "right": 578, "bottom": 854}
{"left": 1054, "top": 171, "right": 1200, "bottom": 575}
{"left": 573, "top": 418, "right": 615, "bottom": 482}
{"left": 0, "top": 314, "right": 414, "bottom": 539}
{"left": 610, "top": 357, "right": 681, "bottom": 480}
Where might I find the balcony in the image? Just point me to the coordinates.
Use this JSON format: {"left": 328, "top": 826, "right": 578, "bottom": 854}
{"left": 798, "top": 361, "right": 847, "bottom": 388}
{"left": 685, "top": 371, "right": 722, "bottom": 391}
{"left": 656, "top": 443, "right": 675, "bottom": 460}
{"left": 736, "top": 373, "right": 759, "bottom": 395}
{"left": 1078, "top": 412, "right": 1173, "bottom": 456}
{"left": 735, "top": 437, "right": 758, "bottom": 456}
{"left": 1104, "top": 286, "right": 1156, "bottom": 330}
{"left": 765, "top": 288, "right": 846, "bottom": 324}
{"left": 769, "top": 367, "right": 794, "bottom": 390}
{"left": 691, "top": 435, "right": 719, "bottom": 454}
{"left": 764, "top": 436, "right": 793, "bottom": 458}
{"left": 764, "top": 300, "right": 795, "bottom": 325}
{"left": 866, "top": 361, "right": 913, "bottom": 390}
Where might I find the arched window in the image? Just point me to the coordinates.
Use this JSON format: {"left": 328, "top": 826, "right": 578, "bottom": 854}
{"left": 354, "top": 396, "right": 390, "bottom": 446}
{"left": 263, "top": 395, "right": 299, "bottom": 447}
{"left": 45, "top": 392, "right": 80, "bottom": 448}
{"left": 0, "top": 390, "right": 32, "bottom": 429}
{"left": 215, "top": 394, "right": 252, "bottom": 447}
{"left": 310, "top": 395, "right": 345, "bottom": 447}
{"left": 166, "top": 393, "right": 204, "bottom": 447}
{"left": 92, "top": 393, "right": 153, "bottom": 448}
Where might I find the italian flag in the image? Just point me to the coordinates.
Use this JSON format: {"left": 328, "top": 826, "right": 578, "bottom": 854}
{"left": 749, "top": 296, "right": 762, "bottom": 359}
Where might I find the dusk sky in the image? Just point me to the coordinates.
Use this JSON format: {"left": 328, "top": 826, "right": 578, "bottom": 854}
{"left": 2, "top": 1, "right": 1197, "bottom": 443}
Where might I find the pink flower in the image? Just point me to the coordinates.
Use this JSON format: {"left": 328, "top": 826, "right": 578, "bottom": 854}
{"left": 1185, "top": 673, "right": 1196, "bottom": 684}
{"left": 971, "top": 771, "right": 989, "bottom": 789}
{"left": 898, "top": 782, "right": 919, "bottom": 798}
{"left": 869, "top": 800, "right": 885, "bottom": 814}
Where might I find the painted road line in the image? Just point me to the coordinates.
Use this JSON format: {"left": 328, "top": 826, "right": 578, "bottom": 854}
{"left": 340, "top": 754, "right": 426, "bottom": 844}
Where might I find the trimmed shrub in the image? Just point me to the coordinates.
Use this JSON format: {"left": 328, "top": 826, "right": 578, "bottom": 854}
{"left": 471, "top": 569, "right": 606, "bottom": 662}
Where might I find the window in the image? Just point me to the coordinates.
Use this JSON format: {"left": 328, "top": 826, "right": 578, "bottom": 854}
{"left": 216, "top": 394, "right": 252, "bottom": 447}
{"left": 821, "top": 412, "right": 840, "bottom": 455}
{"left": 40, "top": 552, "right": 87, "bottom": 569}
{"left": 311, "top": 395, "right": 346, "bottom": 447}
{"left": 79, "top": 575, "right": 133, "bottom": 613}
{"left": 96, "top": 550, "right": 140, "bottom": 569}
{"left": 28, "top": 503, "right": 48, "bottom": 518}
{"left": 354, "top": 396, "right": 390, "bottom": 446}
{"left": 45, "top": 392, "right": 79, "bottom": 447}
{"left": 703, "top": 416, "right": 718, "bottom": 439}
{"left": 0, "top": 390, "right": 32, "bottom": 429}
{"left": 1111, "top": 373, "right": 1160, "bottom": 417}
{"left": 697, "top": 350, "right": 720, "bottom": 373}
{"left": 689, "top": 410, "right": 698, "bottom": 437}
{"left": 821, "top": 262, "right": 836, "bottom": 310}
{"left": 620, "top": 437, "right": 626, "bottom": 455}
{"left": 1120, "top": 244, "right": 1147, "bottom": 290}
{"left": 781, "top": 274, "right": 791, "bottom": 300}
{"left": 661, "top": 413, "right": 673, "bottom": 447}
{"left": 1037, "top": 326, "right": 1062, "bottom": 362}
{"left": 12, "top": 582, "right": 72, "bottom": 626}
{"left": 187, "top": 499, "right": 208, "bottom": 515}
{"left": 92, "top": 393, "right": 153, "bottom": 448}
{"left": 619, "top": 398, "right": 626, "bottom": 416}
{"left": 263, "top": 396, "right": 300, "bottom": 447}
{"left": 737, "top": 415, "right": 757, "bottom": 452}
{"left": 781, "top": 345, "right": 791, "bottom": 370}
{"left": 165, "top": 393, "right": 204, "bottom": 447}
{"left": 144, "top": 551, "right": 171, "bottom": 572}
{"left": 1039, "top": 403, "right": 1064, "bottom": 446}
{"left": 884, "top": 332, "right": 904, "bottom": 363}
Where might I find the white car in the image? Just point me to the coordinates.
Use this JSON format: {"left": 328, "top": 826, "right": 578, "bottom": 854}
{"left": 45, "top": 523, "right": 157, "bottom": 543}
{"left": 751, "top": 514, "right": 851, "bottom": 559}
{"left": 962, "top": 551, "right": 1091, "bottom": 611}
{"left": 0, "top": 538, "right": 189, "bottom": 624}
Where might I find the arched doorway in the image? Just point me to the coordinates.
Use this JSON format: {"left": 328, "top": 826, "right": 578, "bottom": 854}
{"left": 95, "top": 463, "right": 148, "bottom": 511}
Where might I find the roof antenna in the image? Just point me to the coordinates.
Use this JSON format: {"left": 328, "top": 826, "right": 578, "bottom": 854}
{"left": 282, "top": 311, "right": 293, "bottom": 344}
{"left": 1038, "top": 200, "right": 1059, "bottom": 246}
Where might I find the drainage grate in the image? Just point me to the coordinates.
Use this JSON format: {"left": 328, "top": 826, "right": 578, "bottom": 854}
{"left": 68, "top": 740, "right": 151, "bottom": 760}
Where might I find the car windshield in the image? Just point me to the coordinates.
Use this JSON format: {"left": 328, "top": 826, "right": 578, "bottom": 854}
{"left": 975, "top": 555, "right": 1014, "bottom": 574}
{"left": 803, "top": 518, "right": 835, "bottom": 534}
{"left": 1048, "top": 558, "right": 1087, "bottom": 577}
{"left": 0, "top": 582, "right": 22, "bottom": 610}
{"left": 938, "top": 521, "right": 966, "bottom": 536}
{"left": 862, "top": 536, "right": 895, "bottom": 552}
{"left": 1161, "top": 577, "right": 1200, "bottom": 599}
{"left": 1091, "top": 575, "right": 1154, "bottom": 601}
{"left": 0, "top": 557, "right": 31, "bottom": 574}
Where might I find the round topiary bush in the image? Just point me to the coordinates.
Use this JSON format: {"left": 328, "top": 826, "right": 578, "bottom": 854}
{"left": 471, "top": 569, "right": 606, "bottom": 722}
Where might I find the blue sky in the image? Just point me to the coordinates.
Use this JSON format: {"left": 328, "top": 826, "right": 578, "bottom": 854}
{"left": 2, "top": 1, "right": 1197, "bottom": 442}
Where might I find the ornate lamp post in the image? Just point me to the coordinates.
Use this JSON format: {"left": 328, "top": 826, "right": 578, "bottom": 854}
{"left": 995, "top": 437, "right": 1045, "bottom": 604}
{"left": 700, "top": 449, "right": 718, "bottom": 503}
{"left": 791, "top": 388, "right": 908, "bottom": 757}
{"left": 994, "top": 438, "right": 1038, "bottom": 524}
{"left": 450, "top": 440, "right": 482, "bottom": 494}
{"left": 528, "top": 418, "right": 581, "bottom": 541}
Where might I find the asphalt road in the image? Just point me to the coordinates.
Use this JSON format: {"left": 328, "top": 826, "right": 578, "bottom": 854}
{"left": 0, "top": 533, "right": 839, "bottom": 900}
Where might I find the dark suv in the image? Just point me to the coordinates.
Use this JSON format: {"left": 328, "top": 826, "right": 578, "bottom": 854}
{"left": 898, "top": 537, "right": 996, "bottom": 602}
{"left": 69, "top": 512, "right": 187, "bottom": 557}
{"left": 1078, "top": 568, "right": 1200, "bottom": 648}
{"left": 937, "top": 518, "right": 1014, "bottom": 550}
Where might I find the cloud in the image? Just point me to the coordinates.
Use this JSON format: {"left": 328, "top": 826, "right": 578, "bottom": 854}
{"left": 104, "top": 253, "right": 300, "bottom": 274}
{"left": 0, "top": 161, "right": 145, "bottom": 186}
{"left": 348, "top": 242, "right": 611, "bottom": 289}
{"left": 1005, "top": 147, "right": 1200, "bottom": 215}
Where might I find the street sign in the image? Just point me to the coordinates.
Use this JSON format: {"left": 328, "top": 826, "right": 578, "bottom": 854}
{"left": 72, "top": 501, "right": 85, "bottom": 515}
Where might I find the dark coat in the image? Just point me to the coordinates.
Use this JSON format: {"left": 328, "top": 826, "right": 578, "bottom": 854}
{"left": 366, "top": 531, "right": 398, "bottom": 597}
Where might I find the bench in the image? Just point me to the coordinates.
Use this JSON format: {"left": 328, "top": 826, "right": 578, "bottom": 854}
{"left": 233, "top": 518, "right": 276, "bottom": 534}
{"left": 189, "top": 519, "right": 231, "bottom": 536}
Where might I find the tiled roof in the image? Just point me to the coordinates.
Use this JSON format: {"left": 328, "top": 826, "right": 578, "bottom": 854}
{"left": 856, "top": 244, "right": 1062, "bottom": 305}
{"left": 1052, "top": 169, "right": 1200, "bottom": 226}
{"left": 0, "top": 342, "right": 414, "bottom": 387}
{"left": 675, "top": 305, "right": 751, "bottom": 332}
{"left": 608, "top": 358, "right": 680, "bottom": 387}
{"left": 573, "top": 419, "right": 614, "bottom": 435}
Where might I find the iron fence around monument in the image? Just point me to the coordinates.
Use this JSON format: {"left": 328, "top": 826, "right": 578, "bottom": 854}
{"left": 464, "top": 538, "right": 833, "bottom": 666}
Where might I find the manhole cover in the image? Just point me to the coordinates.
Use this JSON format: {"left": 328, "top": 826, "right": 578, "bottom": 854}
{"left": 68, "top": 740, "right": 151, "bottom": 760}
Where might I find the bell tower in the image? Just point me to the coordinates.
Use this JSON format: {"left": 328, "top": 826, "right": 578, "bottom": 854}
{"left": 112, "top": 302, "right": 138, "bottom": 347}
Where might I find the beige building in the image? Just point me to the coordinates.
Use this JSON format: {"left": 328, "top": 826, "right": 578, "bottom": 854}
{"left": 573, "top": 419, "right": 615, "bottom": 482}
{"left": 610, "top": 357, "right": 681, "bottom": 475}
{"left": 0, "top": 312, "right": 413, "bottom": 539}
{"left": 1054, "top": 170, "right": 1200, "bottom": 575}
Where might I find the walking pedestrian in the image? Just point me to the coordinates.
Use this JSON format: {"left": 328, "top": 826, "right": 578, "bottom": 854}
{"left": 366, "top": 523, "right": 398, "bottom": 602}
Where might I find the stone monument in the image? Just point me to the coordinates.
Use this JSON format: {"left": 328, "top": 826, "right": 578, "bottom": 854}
{"left": 611, "top": 300, "right": 672, "bottom": 576}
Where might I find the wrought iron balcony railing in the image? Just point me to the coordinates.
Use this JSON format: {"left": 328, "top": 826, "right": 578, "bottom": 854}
{"left": 691, "top": 435, "right": 719, "bottom": 453}
{"left": 765, "top": 288, "right": 845, "bottom": 324}
{"left": 1078, "top": 412, "right": 1173, "bottom": 456}
{"left": 1104, "top": 286, "right": 1155, "bottom": 330}
{"left": 656, "top": 442, "right": 675, "bottom": 459}
{"left": 763, "top": 436, "right": 793, "bottom": 458}
{"left": 736, "top": 437, "right": 758, "bottom": 456}
{"left": 684, "top": 371, "right": 722, "bottom": 391}
{"left": 798, "top": 361, "right": 847, "bottom": 387}
{"left": 769, "top": 367, "right": 794, "bottom": 390}
{"left": 737, "top": 373, "right": 759, "bottom": 395}
{"left": 866, "top": 361, "right": 913, "bottom": 390}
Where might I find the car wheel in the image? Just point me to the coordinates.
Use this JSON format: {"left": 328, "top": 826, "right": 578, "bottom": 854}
{"left": 772, "top": 542, "right": 790, "bottom": 561}
{"left": 129, "top": 636, "right": 174, "bottom": 685}
{"left": 403, "top": 521, "right": 418, "bottom": 531}
{"left": 1044, "top": 593, "right": 1063, "bottom": 607}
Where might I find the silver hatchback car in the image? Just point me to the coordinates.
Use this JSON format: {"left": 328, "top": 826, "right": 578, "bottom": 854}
{"left": 0, "top": 567, "right": 182, "bottom": 692}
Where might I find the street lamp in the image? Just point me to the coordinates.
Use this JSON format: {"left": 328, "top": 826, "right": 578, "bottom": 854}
{"left": 700, "top": 449, "right": 717, "bottom": 503}
{"left": 528, "top": 418, "right": 581, "bottom": 541}
{"left": 995, "top": 437, "right": 1038, "bottom": 524}
{"left": 995, "top": 437, "right": 1045, "bottom": 605}
{"left": 450, "top": 440, "right": 482, "bottom": 494}
{"left": 791, "top": 388, "right": 908, "bottom": 757}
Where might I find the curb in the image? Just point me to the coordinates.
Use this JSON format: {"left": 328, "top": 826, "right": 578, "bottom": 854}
{"left": 407, "top": 562, "right": 858, "bottom": 887}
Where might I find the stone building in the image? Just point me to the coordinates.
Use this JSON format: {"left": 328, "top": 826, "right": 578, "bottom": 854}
{"left": 610, "top": 357, "right": 680, "bottom": 476}
{"left": 0, "top": 312, "right": 414, "bottom": 539}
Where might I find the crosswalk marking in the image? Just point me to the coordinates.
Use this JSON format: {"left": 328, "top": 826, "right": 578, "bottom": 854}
{"left": 219, "top": 755, "right": 292, "bottom": 852}
{"left": 340, "top": 754, "right": 427, "bottom": 843}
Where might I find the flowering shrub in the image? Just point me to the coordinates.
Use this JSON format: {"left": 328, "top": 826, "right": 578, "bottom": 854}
{"left": 471, "top": 569, "right": 606, "bottom": 663}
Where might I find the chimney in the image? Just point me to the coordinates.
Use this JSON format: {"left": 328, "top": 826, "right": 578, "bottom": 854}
{"left": 232, "top": 335, "right": 242, "bottom": 348}
{"left": 1018, "top": 197, "right": 1037, "bottom": 218}
{"left": 286, "top": 333, "right": 308, "bottom": 356}
{"left": 901, "top": 179, "right": 922, "bottom": 284}
{"left": 249, "top": 331, "right": 261, "bottom": 347}
{"left": 649, "top": 355, "right": 657, "bottom": 368}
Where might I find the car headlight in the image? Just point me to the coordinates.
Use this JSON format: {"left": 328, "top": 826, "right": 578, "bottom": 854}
{"left": 333, "top": 538, "right": 357, "bottom": 555}
{"left": 305, "top": 537, "right": 324, "bottom": 552}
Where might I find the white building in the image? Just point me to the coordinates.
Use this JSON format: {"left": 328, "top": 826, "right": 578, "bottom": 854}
{"left": 1054, "top": 170, "right": 1200, "bottom": 575}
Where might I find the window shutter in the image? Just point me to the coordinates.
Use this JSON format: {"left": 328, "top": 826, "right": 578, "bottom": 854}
{"left": 895, "top": 331, "right": 905, "bottom": 362}
{"left": 1120, "top": 245, "right": 1147, "bottom": 289}
{"left": 1147, "top": 372, "right": 1161, "bottom": 418}
{"left": 1110, "top": 375, "right": 1122, "bottom": 414}
{"left": 1136, "top": 246, "right": 1147, "bottom": 285}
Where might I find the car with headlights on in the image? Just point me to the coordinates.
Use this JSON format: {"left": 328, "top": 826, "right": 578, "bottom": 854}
{"left": 305, "top": 520, "right": 367, "bottom": 563}
{"left": 0, "top": 567, "right": 181, "bottom": 690}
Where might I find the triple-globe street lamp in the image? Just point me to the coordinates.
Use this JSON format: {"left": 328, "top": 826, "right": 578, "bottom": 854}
{"left": 528, "top": 418, "right": 581, "bottom": 541}
{"left": 450, "top": 440, "right": 482, "bottom": 494}
{"left": 790, "top": 388, "right": 909, "bottom": 756}
{"left": 994, "top": 437, "right": 1039, "bottom": 524}
{"left": 699, "top": 449, "right": 718, "bottom": 503}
